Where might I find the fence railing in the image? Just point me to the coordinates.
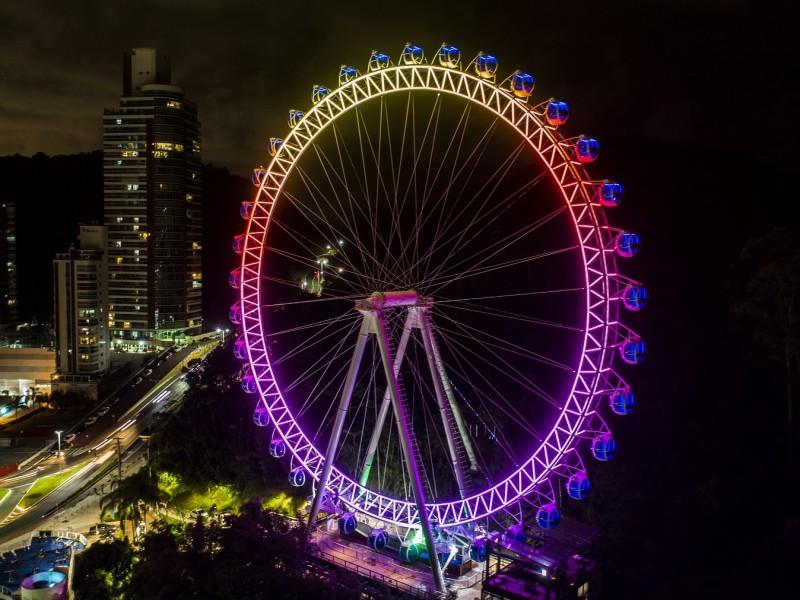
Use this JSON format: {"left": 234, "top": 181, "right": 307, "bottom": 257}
{"left": 310, "top": 546, "right": 435, "bottom": 599}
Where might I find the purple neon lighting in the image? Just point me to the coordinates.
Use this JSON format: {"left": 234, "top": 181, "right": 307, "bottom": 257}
{"left": 238, "top": 64, "right": 629, "bottom": 528}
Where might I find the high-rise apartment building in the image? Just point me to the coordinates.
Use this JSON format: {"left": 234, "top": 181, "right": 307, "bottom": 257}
{"left": 103, "top": 48, "right": 202, "bottom": 351}
{"left": 0, "top": 202, "right": 17, "bottom": 328}
{"left": 53, "top": 225, "right": 110, "bottom": 398}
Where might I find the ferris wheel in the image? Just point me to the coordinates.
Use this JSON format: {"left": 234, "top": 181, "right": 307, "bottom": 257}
{"left": 229, "top": 42, "right": 647, "bottom": 592}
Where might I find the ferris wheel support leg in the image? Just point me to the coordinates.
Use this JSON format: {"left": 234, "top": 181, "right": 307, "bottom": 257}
{"left": 426, "top": 313, "right": 479, "bottom": 472}
{"left": 358, "top": 310, "right": 415, "bottom": 487}
{"left": 373, "top": 309, "right": 446, "bottom": 595}
{"left": 307, "top": 316, "right": 372, "bottom": 532}
{"left": 418, "top": 308, "right": 470, "bottom": 500}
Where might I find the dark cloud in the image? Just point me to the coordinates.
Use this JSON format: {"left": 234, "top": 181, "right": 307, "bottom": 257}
{"left": 0, "top": 0, "right": 795, "bottom": 174}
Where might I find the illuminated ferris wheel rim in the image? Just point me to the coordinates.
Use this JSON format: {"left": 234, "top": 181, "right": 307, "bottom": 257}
{"left": 237, "top": 57, "right": 632, "bottom": 529}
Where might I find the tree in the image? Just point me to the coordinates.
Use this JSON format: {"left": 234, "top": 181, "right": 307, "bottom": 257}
{"left": 101, "top": 468, "right": 166, "bottom": 539}
{"left": 731, "top": 227, "right": 800, "bottom": 463}
{"left": 73, "top": 540, "right": 133, "bottom": 600}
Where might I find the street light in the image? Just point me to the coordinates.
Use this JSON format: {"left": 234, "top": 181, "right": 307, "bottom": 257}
{"left": 55, "top": 430, "right": 63, "bottom": 456}
{"left": 216, "top": 327, "right": 229, "bottom": 344}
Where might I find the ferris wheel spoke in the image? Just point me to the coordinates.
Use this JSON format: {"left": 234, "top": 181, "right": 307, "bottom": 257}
{"left": 275, "top": 312, "right": 360, "bottom": 367}
{"left": 417, "top": 140, "right": 531, "bottom": 287}
{"left": 268, "top": 213, "right": 370, "bottom": 295}
{"left": 354, "top": 104, "right": 411, "bottom": 282}
{"left": 295, "top": 337, "right": 355, "bottom": 419}
{"left": 264, "top": 313, "right": 357, "bottom": 338}
{"left": 287, "top": 169, "right": 386, "bottom": 290}
{"left": 443, "top": 301, "right": 583, "bottom": 332}
{"left": 434, "top": 317, "right": 561, "bottom": 409}
{"left": 435, "top": 288, "right": 585, "bottom": 305}
{"left": 402, "top": 107, "right": 500, "bottom": 282}
{"left": 294, "top": 159, "right": 383, "bottom": 286}
{"left": 404, "top": 101, "right": 473, "bottom": 281}
{"left": 423, "top": 246, "right": 580, "bottom": 297}
{"left": 435, "top": 310, "right": 574, "bottom": 375}
{"left": 279, "top": 187, "right": 391, "bottom": 292}
{"left": 436, "top": 330, "right": 541, "bottom": 446}
{"left": 411, "top": 171, "right": 555, "bottom": 285}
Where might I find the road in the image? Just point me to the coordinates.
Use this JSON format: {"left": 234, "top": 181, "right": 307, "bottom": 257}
{"left": 0, "top": 340, "right": 219, "bottom": 547}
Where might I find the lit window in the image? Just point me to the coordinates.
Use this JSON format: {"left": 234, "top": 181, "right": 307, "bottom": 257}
{"left": 153, "top": 142, "right": 174, "bottom": 151}
{"left": 174, "top": 143, "right": 184, "bottom": 152}
{"left": 121, "top": 150, "right": 138, "bottom": 158}
{"left": 133, "top": 217, "right": 139, "bottom": 222}
{"left": 116, "top": 217, "right": 123, "bottom": 223}
{"left": 116, "top": 257, "right": 123, "bottom": 264}
{"left": 116, "top": 119, "right": 122, "bottom": 125}
{"left": 132, "top": 225, "right": 139, "bottom": 231}
{"left": 152, "top": 150, "right": 169, "bottom": 158}
{"left": 166, "top": 100, "right": 182, "bottom": 109}
{"left": 115, "top": 241, "right": 122, "bottom": 248}
{"left": 123, "top": 321, "right": 131, "bottom": 329}
{"left": 134, "top": 249, "right": 140, "bottom": 256}
{"left": 126, "top": 183, "right": 139, "bottom": 191}
{"left": 186, "top": 194, "right": 193, "bottom": 201}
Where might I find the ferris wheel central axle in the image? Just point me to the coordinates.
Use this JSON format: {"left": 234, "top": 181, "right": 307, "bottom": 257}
{"left": 355, "top": 289, "right": 424, "bottom": 310}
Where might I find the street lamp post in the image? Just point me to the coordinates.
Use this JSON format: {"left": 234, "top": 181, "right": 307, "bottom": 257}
{"left": 55, "top": 430, "right": 63, "bottom": 456}
{"left": 216, "top": 328, "right": 229, "bottom": 344}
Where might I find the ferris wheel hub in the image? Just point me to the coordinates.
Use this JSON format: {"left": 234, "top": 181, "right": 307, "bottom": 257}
{"left": 356, "top": 289, "right": 426, "bottom": 311}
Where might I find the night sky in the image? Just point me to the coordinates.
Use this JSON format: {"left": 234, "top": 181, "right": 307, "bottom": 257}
{"left": 1, "top": 2, "right": 798, "bottom": 597}
{"left": 0, "top": 0, "right": 795, "bottom": 175}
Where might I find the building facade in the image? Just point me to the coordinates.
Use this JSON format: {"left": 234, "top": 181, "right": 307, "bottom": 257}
{"left": 53, "top": 226, "right": 110, "bottom": 397}
{"left": 103, "top": 48, "right": 202, "bottom": 351}
{"left": 0, "top": 202, "right": 17, "bottom": 329}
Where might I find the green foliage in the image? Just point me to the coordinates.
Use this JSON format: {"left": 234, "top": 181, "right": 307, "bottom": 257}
{"left": 149, "top": 346, "right": 303, "bottom": 504}
{"left": 73, "top": 540, "right": 133, "bottom": 600}
{"left": 101, "top": 467, "right": 166, "bottom": 539}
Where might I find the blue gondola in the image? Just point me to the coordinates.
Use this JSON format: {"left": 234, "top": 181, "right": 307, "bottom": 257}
{"left": 399, "top": 542, "right": 420, "bottom": 563}
{"left": 311, "top": 85, "right": 330, "bottom": 104}
{"left": 288, "top": 109, "right": 304, "bottom": 128}
{"left": 546, "top": 99, "right": 569, "bottom": 126}
{"left": 232, "top": 234, "right": 244, "bottom": 254}
{"left": 566, "top": 471, "right": 591, "bottom": 500}
{"left": 620, "top": 340, "right": 647, "bottom": 364}
{"left": 269, "top": 438, "right": 286, "bottom": 458}
{"left": 599, "top": 181, "right": 624, "bottom": 207}
{"left": 616, "top": 232, "right": 640, "bottom": 257}
{"left": 368, "top": 528, "right": 388, "bottom": 550}
{"left": 339, "top": 65, "right": 359, "bottom": 85}
{"left": 289, "top": 467, "right": 306, "bottom": 487}
{"left": 228, "top": 268, "right": 241, "bottom": 289}
{"left": 251, "top": 168, "right": 267, "bottom": 186}
{"left": 233, "top": 336, "right": 247, "bottom": 360}
{"left": 268, "top": 137, "right": 283, "bottom": 156}
{"left": 240, "top": 201, "right": 254, "bottom": 219}
{"left": 536, "top": 503, "right": 560, "bottom": 530}
{"left": 475, "top": 52, "right": 498, "bottom": 79}
{"left": 592, "top": 433, "right": 617, "bottom": 461}
{"left": 507, "top": 523, "right": 526, "bottom": 542}
{"left": 229, "top": 302, "right": 242, "bottom": 325}
{"left": 437, "top": 43, "right": 461, "bottom": 68}
{"left": 241, "top": 371, "right": 257, "bottom": 394}
{"left": 369, "top": 51, "right": 391, "bottom": 71}
{"left": 510, "top": 71, "right": 535, "bottom": 99}
{"left": 610, "top": 390, "right": 636, "bottom": 415}
{"left": 622, "top": 285, "right": 649, "bottom": 311}
{"left": 401, "top": 43, "right": 424, "bottom": 65}
{"left": 575, "top": 135, "right": 601, "bottom": 163}
{"left": 470, "top": 539, "right": 488, "bottom": 562}
{"left": 252, "top": 405, "right": 270, "bottom": 427}
{"left": 338, "top": 512, "right": 357, "bottom": 535}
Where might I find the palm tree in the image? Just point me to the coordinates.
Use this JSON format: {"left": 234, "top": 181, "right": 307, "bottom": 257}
{"left": 101, "top": 468, "right": 166, "bottom": 540}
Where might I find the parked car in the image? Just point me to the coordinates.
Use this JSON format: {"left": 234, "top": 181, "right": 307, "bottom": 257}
{"left": 133, "top": 376, "right": 143, "bottom": 386}
{"left": 144, "top": 368, "right": 153, "bottom": 376}
{"left": 85, "top": 416, "right": 98, "bottom": 427}
{"left": 65, "top": 433, "right": 77, "bottom": 445}
{"left": 97, "top": 406, "right": 110, "bottom": 417}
